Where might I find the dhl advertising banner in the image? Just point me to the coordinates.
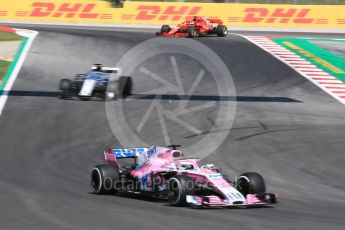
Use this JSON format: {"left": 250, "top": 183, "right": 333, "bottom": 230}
{"left": 0, "top": 0, "right": 345, "bottom": 28}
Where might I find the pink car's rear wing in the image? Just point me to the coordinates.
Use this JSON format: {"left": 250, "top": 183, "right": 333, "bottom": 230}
{"left": 104, "top": 148, "right": 148, "bottom": 166}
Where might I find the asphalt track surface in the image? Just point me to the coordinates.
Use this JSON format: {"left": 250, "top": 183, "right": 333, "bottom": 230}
{"left": 1, "top": 26, "right": 345, "bottom": 230}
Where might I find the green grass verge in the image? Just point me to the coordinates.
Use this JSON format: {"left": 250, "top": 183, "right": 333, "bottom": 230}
{"left": 0, "top": 37, "right": 28, "bottom": 92}
{"left": 0, "top": 60, "right": 11, "bottom": 81}
{"left": 0, "top": 31, "right": 23, "bottom": 81}
{"left": 273, "top": 38, "right": 345, "bottom": 82}
{"left": 0, "top": 31, "right": 23, "bottom": 42}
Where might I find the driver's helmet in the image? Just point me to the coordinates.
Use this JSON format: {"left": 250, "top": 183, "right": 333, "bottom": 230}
{"left": 178, "top": 162, "right": 194, "bottom": 170}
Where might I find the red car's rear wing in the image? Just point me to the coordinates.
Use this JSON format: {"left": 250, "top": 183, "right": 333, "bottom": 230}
{"left": 207, "top": 18, "right": 223, "bottom": 25}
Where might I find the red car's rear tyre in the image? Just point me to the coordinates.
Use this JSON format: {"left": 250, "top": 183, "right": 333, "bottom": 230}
{"left": 216, "top": 25, "right": 227, "bottom": 37}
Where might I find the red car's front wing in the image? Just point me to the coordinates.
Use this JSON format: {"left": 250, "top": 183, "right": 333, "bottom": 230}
{"left": 156, "top": 32, "right": 190, "bottom": 38}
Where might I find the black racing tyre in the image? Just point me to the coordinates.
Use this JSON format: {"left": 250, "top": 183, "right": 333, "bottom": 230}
{"left": 118, "top": 76, "right": 132, "bottom": 98}
{"left": 58, "top": 79, "right": 72, "bottom": 98}
{"left": 236, "top": 172, "right": 266, "bottom": 196}
{"left": 216, "top": 25, "right": 227, "bottom": 37}
{"left": 59, "top": 79, "right": 71, "bottom": 91}
{"left": 161, "top": 25, "right": 171, "bottom": 33}
{"left": 187, "top": 26, "right": 197, "bottom": 38}
{"left": 167, "top": 176, "right": 195, "bottom": 206}
{"left": 91, "top": 164, "right": 120, "bottom": 194}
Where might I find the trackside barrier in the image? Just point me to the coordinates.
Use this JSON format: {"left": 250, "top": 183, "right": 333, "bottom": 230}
{"left": 0, "top": 1, "right": 345, "bottom": 28}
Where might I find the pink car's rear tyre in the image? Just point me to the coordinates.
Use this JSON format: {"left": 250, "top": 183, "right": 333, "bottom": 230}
{"left": 91, "top": 164, "right": 120, "bottom": 194}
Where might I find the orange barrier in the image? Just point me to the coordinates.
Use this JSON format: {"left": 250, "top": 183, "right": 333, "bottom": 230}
{"left": 0, "top": 1, "right": 344, "bottom": 28}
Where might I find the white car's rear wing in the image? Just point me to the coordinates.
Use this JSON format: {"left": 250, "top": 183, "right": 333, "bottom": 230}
{"left": 91, "top": 65, "right": 121, "bottom": 74}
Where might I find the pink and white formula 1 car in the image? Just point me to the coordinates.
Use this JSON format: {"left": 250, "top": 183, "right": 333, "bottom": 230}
{"left": 90, "top": 145, "right": 277, "bottom": 207}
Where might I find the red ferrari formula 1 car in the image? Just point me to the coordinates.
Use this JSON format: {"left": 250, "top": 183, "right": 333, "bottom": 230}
{"left": 156, "top": 16, "right": 228, "bottom": 38}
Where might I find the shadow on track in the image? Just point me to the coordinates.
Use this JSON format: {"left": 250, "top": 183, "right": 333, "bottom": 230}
{"left": 127, "top": 94, "right": 301, "bottom": 103}
{"left": 2, "top": 90, "right": 301, "bottom": 103}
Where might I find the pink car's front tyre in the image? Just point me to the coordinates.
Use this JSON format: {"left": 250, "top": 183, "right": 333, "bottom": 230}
{"left": 236, "top": 172, "right": 266, "bottom": 196}
{"left": 167, "top": 176, "right": 195, "bottom": 206}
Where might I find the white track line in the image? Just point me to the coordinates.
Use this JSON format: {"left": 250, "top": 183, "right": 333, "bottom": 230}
{"left": 0, "top": 28, "right": 38, "bottom": 115}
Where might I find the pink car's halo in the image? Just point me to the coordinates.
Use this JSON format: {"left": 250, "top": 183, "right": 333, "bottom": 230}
{"left": 91, "top": 145, "right": 277, "bottom": 208}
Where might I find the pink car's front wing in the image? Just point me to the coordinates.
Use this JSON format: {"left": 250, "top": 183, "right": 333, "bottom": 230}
{"left": 186, "top": 194, "right": 275, "bottom": 207}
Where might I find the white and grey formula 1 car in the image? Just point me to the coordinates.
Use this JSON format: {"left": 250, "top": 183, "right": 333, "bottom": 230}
{"left": 58, "top": 64, "right": 132, "bottom": 100}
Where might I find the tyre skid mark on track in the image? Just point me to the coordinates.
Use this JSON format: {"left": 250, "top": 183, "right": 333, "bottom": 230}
{"left": 243, "top": 35, "right": 345, "bottom": 105}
